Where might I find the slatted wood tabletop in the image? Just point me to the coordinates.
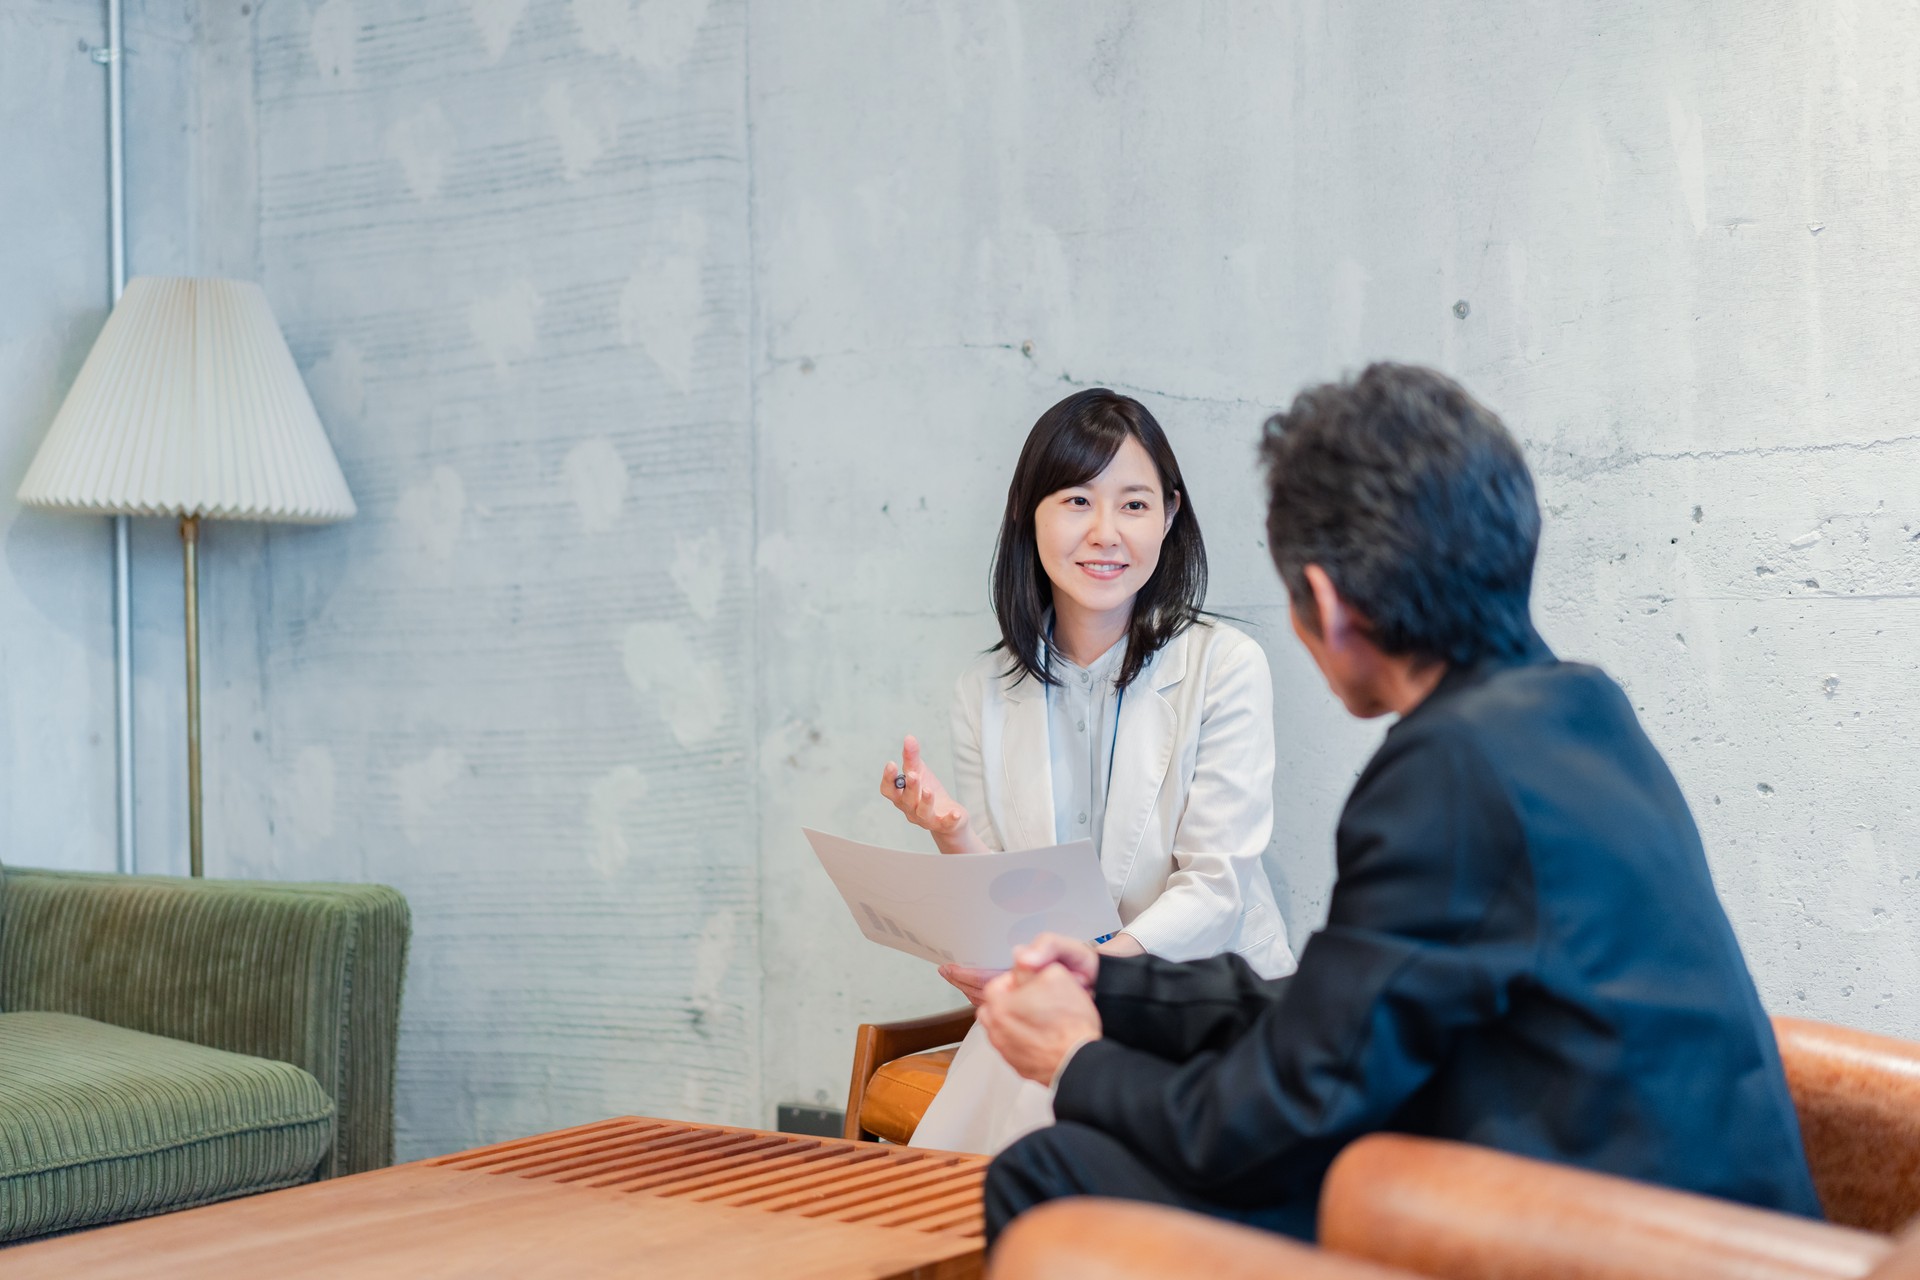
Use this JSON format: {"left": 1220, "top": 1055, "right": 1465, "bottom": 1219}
{"left": 432, "top": 1116, "right": 990, "bottom": 1236}
{"left": 5, "top": 1117, "right": 991, "bottom": 1278}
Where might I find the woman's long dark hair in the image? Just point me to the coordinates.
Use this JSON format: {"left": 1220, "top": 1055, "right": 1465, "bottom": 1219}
{"left": 990, "top": 389, "right": 1208, "bottom": 691}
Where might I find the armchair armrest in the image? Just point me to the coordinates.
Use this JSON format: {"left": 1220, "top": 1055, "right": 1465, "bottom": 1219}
{"left": 1873, "top": 1229, "right": 1920, "bottom": 1280}
{"left": 1775, "top": 1015, "right": 1920, "bottom": 1232}
{"left": 1319, "top": 1133, "right": 1890, "bottom": 1280}
{"left": 0, "top": 867, "right": 409, "bottom": 1178}
{"left": 990, "top": 1199, "right": 1420, "bottom": 1280}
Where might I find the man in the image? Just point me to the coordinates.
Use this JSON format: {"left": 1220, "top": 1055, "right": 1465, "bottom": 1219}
{"left": 975, "top": 363, "right": 1822, "bottom": 1242}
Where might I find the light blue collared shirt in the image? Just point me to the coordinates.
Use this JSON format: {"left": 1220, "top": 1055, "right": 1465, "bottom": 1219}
{"left": 1044, "top": 637, "right": 1125, "bottom": 853}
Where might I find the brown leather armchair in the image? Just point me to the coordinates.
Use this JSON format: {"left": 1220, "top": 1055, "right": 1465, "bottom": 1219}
{"left": 990, "top": 1152, "right": 1920, "bottom": 1280}
{"left": 985, "top": 1014, "right": 1920, "bottom": 1279}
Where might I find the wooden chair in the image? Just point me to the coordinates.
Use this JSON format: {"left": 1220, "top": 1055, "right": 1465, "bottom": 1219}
{"left": 843, "top": 1006, "right": 975, "bottom": 1142}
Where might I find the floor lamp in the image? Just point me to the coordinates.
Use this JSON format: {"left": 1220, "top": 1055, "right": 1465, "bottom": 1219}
{"left": 16, "top": 277, "right": 356, "bottom": 877}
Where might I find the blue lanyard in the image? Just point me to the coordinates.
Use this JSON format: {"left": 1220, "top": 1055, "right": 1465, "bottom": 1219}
{"left": 1046, "top": 632, "right": 1126, "bottom": 946}
{"left": 1107, "top": 685, "right": 1125, "bottom": 787}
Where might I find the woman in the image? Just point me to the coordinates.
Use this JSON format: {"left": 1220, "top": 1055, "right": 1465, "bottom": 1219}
{"left": 880, "top": 388, "right": 1294, "bottom": 1155}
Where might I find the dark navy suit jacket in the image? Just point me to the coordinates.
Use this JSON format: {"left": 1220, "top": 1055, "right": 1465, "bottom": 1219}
{"left": 1053, "top": 635, "right": 1823, "bottom": 1219}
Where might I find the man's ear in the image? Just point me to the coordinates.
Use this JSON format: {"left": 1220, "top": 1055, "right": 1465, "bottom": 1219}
{"left": 1304, "top": 564, "right": 1348, "bottom": 648}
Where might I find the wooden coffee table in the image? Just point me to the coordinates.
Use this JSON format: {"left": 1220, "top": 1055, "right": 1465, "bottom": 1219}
{"left": 5, "top": 1117, "right": 991, "bottom": 1277}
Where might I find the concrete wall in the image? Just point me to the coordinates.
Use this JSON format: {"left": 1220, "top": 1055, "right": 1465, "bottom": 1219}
{"left": 226, "top": 0, "right": 761, "bottom": 1156}
{"left": 6, "top": 0, "right": 1916, "bottom": 1150}
{"left": 751, "top": 0, "right": 1920, "bottom": 1111}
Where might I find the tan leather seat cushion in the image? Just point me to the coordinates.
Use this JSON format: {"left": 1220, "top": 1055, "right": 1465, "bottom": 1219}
{"left": 859, "top": 1047, "right": 956, "bottom": 1145}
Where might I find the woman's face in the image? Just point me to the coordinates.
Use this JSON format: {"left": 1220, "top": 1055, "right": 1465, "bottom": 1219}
{"left": 1033, "top": 434, "right": 1179, "bottom": 625}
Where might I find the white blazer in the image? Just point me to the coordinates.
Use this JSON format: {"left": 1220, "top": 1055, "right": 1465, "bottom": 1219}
{"left": 949, "top": 620, "right": 1293, "bottom": 979}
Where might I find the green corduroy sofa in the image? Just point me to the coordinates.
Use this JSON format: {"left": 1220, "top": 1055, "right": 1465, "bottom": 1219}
{"left": 0, "top": 860, "right": 409, "bottom": 1242}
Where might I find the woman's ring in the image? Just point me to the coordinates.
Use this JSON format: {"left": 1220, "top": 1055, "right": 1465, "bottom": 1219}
{"left": 895, "top": 774, "right": 908, "bottom": 789}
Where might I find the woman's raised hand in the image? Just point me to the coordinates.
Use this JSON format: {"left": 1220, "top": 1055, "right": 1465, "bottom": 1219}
{"left": 880, "top": 735, "right": 986, "bottom": 854}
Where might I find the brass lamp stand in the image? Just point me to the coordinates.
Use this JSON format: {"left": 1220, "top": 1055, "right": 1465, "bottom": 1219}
{"left": 181, "top": 515, "right": 204, "bottom": 877}
{"left": 14, "top": 277, "right": 357, "bottom": 879}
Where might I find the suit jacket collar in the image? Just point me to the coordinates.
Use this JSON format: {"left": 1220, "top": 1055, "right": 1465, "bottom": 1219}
{"left": 1400, "top": 626, "right": 1557, "bottom": 727}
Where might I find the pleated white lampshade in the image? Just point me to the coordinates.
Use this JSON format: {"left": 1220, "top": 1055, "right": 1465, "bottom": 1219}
{"left": 17, "top": 276, "right": 355, "bottom": 523}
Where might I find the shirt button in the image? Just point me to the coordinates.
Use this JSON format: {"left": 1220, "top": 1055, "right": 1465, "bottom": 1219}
{"left": 1079, "top": 672, "right": 1090, "bottom": 685}
{"left": 1077, "top": 812, "right": 1088, "bottom": 825}
{"left": 1077, "top": 720, "right": 1087, "bottom": 732}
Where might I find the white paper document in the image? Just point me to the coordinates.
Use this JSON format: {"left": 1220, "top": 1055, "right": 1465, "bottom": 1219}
{"left": 803, "top": 828, "right": 1123, "bottom": 968}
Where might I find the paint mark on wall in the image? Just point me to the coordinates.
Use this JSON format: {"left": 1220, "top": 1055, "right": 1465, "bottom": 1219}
{"left": 388, "top": 103, "right": 457, "bottom": 201}
{"left": 469, "top": 279, "right": 544, "bottom": 371}
{"left": 544, "top": 81, "right": 617, "bottom": 181}
{"left": 571, "top": 0, "right": 709, "bottom": 73}
{"left": 276, "top": 744, "right": 337, "bottom": 849}
{"left": 622, "top": 619, "right": 730, "bottom": 747}
{"left": 1329, "top": 257, "right": 1369, "bottom": 364}
{"left": 564, "top": 437, "right": 630, "bottom": 533}
{"left": 469, "top": 0, "right": 529, "bottom": 62}
{"left": 670, "top": 531, "right": 726, "bottom": 620}
{"left": 397, "top": 746, "right": 465, "bottom": 847}
{"left": 310, "top": 0, "right": 357, "bottom": 83}
{"left": 586, "top": 764, "right": 649, "bottom": 876}
{"left": 396, "top": 465, "right": 467, "bottom": 561}
{"left": 1666, "top": 97, "right": 1707, "bottom": 235}
{"left": 689, "top": 908, "right": 737, "bottom": 1027}
{"left": 754, "top": 531, "right": 797, "bottom": 579}
{"left": 306, "top": 340, "right": 368, "bottom": 421}
{"left": 620, "top": 211, "right": 707, "bottom": 393}
{"left": 1835, "top": 828, "right": 1898, "bottom": 934}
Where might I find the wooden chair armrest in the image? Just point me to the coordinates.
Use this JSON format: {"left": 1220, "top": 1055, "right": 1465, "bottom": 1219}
{"left": 1320, "top": 1133, "right": 1891, "bottom": 1280}
{"left": 867, "top": 1006, "right": 978, "bottom": 1056}
{"left": 843, "top": 1006, "right": 976, "bottom": 1140}
{"left": 990, "top": 1199, "right": 1419, "bottom": 1280}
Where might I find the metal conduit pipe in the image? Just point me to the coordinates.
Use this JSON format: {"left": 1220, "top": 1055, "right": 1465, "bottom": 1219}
{"left": 105, "top": 0, "right": 135, "bottom": 874}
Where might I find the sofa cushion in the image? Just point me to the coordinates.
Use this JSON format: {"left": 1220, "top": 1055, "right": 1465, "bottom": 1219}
{"left": 0, "top": 1011, "right": 334, "bottom": 1241}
